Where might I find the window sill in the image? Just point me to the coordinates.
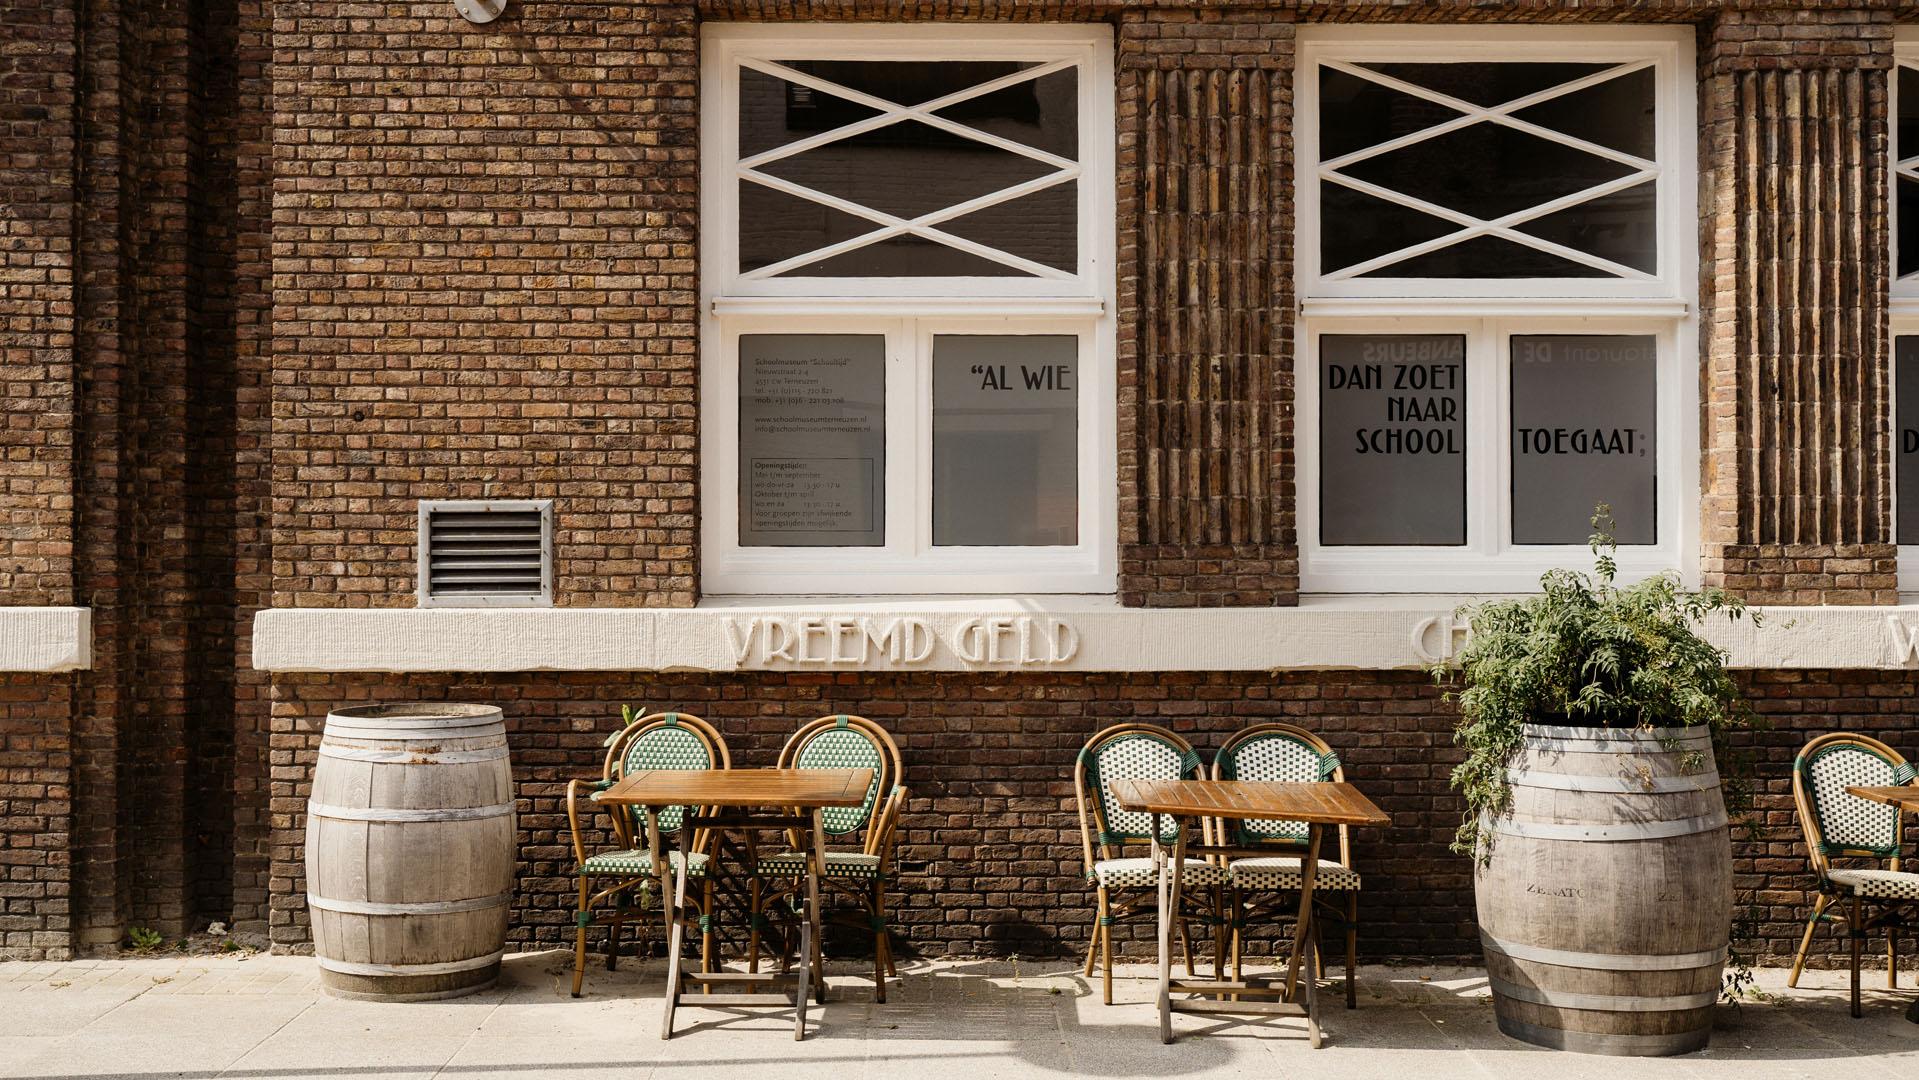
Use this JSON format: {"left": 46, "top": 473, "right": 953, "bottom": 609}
{"left": 251, "top": 602, "right": 1919, "bottom": 674}
{"left": 0, "top": 607, "right": 92, "bottom": 672}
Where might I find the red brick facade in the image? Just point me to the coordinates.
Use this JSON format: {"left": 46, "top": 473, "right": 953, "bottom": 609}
{"left": 5, "top": 1, "right": 1919, "bottom": 963}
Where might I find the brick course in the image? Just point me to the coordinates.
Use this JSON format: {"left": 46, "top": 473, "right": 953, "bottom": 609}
{"left": 262, "top": 668, "right": 1919, "bottom": 967}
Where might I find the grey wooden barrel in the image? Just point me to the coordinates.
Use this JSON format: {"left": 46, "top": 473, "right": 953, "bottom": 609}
{"left": 1476, "top": 724, "right": 1730, "bottom": 1056}
{"left": 305, "top": 703, "right": 516, "bottom": 1002}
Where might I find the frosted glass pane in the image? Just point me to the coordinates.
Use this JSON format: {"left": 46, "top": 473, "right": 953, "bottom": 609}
{"left": 1509, "top": 335, "right": 1657, "bottom": 545}
{"left": 1899, "top": 337, "right": 1919, "bottom": 544}
{"left": 933, "top": 335, "right": 1078, "bottom": 546}
{"left": 1319, "top": 335, "right": 1466, "bottom": 546}
{"left": 738, "top": 335, "right": 885, "bottom": 547}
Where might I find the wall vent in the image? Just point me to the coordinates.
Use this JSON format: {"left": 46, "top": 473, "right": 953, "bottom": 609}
{"left": 417, "top": 500, "right": 553, "bottom": 607}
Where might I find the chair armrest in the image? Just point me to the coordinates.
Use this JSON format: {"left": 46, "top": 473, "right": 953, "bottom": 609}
{"left": 565, "top": 778, "right": 621, "bottom": 866}
{"left": 869, "top": 784, "right": 909, "bottom": 872}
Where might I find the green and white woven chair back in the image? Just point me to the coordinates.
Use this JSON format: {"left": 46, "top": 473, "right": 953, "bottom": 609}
{"left": 620, "top": 716, "right": 713, "bottom": 835}
{"left": 1804, "top": 743, "right": 1909, "bottom": 857}
{"left": 1085, "top": 733, "right": 1197, "bottom": 845}
{"left": 795, "top": 719, "right": 885, "bottom": 836}
{"left": 1220, "top": 732, "right": 1338, "bottom": 845}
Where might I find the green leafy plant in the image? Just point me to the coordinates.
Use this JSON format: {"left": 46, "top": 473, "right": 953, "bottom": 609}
{"left": 1433, "top": 509, "right": 1757, "bottom": 861}
{"left": 127, "top": 927, "right": 163, "bottom": 951}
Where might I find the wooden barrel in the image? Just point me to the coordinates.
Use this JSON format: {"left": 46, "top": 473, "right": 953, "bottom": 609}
{"left": 305, "top": 703, "right": 516, "bottom": 1002}
{"left": 1476, "top": 723, "right": 1730, "bottom": 1056}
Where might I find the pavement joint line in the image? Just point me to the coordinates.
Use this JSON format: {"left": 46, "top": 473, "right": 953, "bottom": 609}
{"left": 213, "top": 996, "right": 316, "bottom": 1079}
{"left": 425, "top": 985, "right": 510, "bottom": 1080}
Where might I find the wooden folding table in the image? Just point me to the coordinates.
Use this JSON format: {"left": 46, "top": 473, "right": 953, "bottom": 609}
{"left": 599, "top": 767, "right": 873, "bottom": 1040}
{"left": 1112, "top": 778, "right": 1390, "bottom": 1047}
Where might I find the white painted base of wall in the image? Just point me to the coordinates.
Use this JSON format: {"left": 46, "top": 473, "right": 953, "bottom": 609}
{"left": 0, "top": 607, "right": 92, "bottom": 672}
{"left": 251, "top": 600, "right": 1919, "bottom": 674}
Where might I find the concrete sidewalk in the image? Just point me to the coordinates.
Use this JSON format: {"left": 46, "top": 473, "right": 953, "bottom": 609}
{"left": 0, "top": 952, "right": 1914, "bottom": 1080}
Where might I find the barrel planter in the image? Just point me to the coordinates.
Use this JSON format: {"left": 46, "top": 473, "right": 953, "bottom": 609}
{"left": 305, "top": 703, "right": 516, "bottom": 1002}
{"left": 1476, "top": 723, "right": 1731, "bottom": 1056}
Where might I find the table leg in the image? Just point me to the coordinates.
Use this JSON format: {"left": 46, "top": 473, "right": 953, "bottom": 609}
{"left": 1165, "top": 816, "right": 1188, "bottom": 1044}
{"left": 1282, "top": 823, "right": 1324, "bottom": 1044}
{"left": 651, "top": 810, "right": 690, "bottom": 1040}
{"left": 1305, "top": 923, "right": 1322, "bottom": 1048}
{"left": 792, "top": 808, "right": 824, "bottom": 1041}
{"left": 1152, "top": 813, "right": 1172, "bottom": 1044}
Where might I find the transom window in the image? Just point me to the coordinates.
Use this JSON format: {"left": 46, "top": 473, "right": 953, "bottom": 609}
{"left": 701, "top": 25, "right": 1115, "bottom": 595}
{"left": 1299, "top": 28, "right": 1690, "bottom": 300}
{"left": 1296, "top": 28, "right": 1695, "bottom": 593}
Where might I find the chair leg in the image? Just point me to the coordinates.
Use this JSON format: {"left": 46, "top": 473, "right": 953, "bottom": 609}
{"left": 607, "top": 892, "right": 624, "bottom": 972}
{"left": 572, "top": 878, "right": 590, "bottom": 998}
{"left": 1851, "top": 895, "right": 1865, "bottom": 1019}
{"left": 1213, "top": 886, "right": 1227, "bottom": 982}
{"left": 1889, "top": 927, "right": 1898, "bottom": 991}
{"left": 748, "top": 876, "right": 762, "bottom": 975}
{"left": 1178, "top": 918, "right": 1195, "bottom": 978}
{"left": 1098, "top": 887, "right": 1114, "bottom": 1005}
{"left": 1789, "top": 893, "right": 1831, "bottom": 988}
{"left": 701, "top": 873, "right": 716, "bottom": 991}
{"left": 1230, "top": 889, "right": 1244, "bottom": 985}
{"left": 872, "top": 881, "right": 890, "bottom": 1004}
{"left": 1345, "top": 892, "right": 1358, "bottom": 1010}
{"left": 1083, "top": 914, "right": 1100, "bottom": 977}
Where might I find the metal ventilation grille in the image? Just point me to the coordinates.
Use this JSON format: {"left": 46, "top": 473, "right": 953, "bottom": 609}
{"left": 418, "top": 500, "right": 553, "bottom": 607}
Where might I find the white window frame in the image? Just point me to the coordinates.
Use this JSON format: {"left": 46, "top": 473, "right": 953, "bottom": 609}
{"left": 1297, "top": 26, "right": 1694, "bottom": 301}
{"left": 700, "top": 23, "right": 1117, "bottom": 595}
{"left": 1893, "top": 33, "right": 1917, "bottom": 594}
{"left": 1895, "top": 37, "right": 1919, "bottom": 304}
{"left": 1295, "top": 27, "right": 1698, "bottom": 594}
{"left": 1298, "top": 317, "right": 1690, "bottom": 593}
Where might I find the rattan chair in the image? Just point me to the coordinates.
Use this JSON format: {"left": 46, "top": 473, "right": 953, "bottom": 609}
{"left": 1074, "top": 722, "right": 1228, "bottom": 1005}
{"left": 1788, "top": 732, "right": 1919, "bottom": 1016}
{"left": 565, "top": 708, "right": 730, "bottom": 998}
{"left": 1210, "top": 723, "right": 1362, "bottom": 1008}
{"left": 751, "top": 714, "right": 907, "bottom": 1003}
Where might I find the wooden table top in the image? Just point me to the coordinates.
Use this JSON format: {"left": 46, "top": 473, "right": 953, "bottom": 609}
{"left": 1846, "top": 785, "right": 1919, "bottom": 812}
{"left": 602, "top": 768, "right": 874, "bottom": 809}
{"left": 1112, "top": 778, "right": 1390, "bottom": 827}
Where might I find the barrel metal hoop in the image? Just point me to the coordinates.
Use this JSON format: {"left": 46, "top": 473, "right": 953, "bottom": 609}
{"left": 1482, "top": 932, "right": 1728, "bottom": 971}
{"left": 1486, "top": 811, "right": 1726, "bottom": 842}
{"left": 1505, "top": 771, "right": 1720, "bottom": 794}
{"left": 1521, "top": 724, "right": 1709, "bottom": 743}
{"left": 318, "top": 746, "right": 510, "bottom": 765}
{"left": 317, "top": 950, "right": 506, "bottom": 977}
{"left": 1489, "top": 975, "right": 1719, "bottom": 1013}
{"left": 307, "top": 802, "right": 514, "bottom": 823}
{"left": 1494, "top": 1014, "right": 1711, "bottom": 1056}
{"left": 1518, "top": 737, "right": 1709, "bottom": 755}
{"left": 309, "top": 891, "right": 513, "bottom": 916}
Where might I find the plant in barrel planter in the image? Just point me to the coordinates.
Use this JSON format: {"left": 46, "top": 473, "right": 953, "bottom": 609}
{"left": 1436, "top": 514, "right": 1755, "bottom": 1057}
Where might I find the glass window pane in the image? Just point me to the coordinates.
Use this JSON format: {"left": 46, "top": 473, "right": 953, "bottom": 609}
{"left": 1359, "top": 62, "right": 1616, "bottom": 109}
{"left": 1900, "top": 176, "right": 1919, "bottom": 280}
{"left": 1510, "top": 335, "right": 1657, "bottom": 545}
{"left": 756, "top": 120, "right": 1058, "bottom": 221}
{"left": 1899, "top": 337, "right": 1919, "bottom": 544}
{"left": 738, "top": 335, "right": 886, "bottom": 547}
{"left": 1339, "top": 123, "right": 1638, "bottom": 221}
{"left": 933, "top": 335, "right": 1078, "bottom": 546}
{"left": 1319, "top": 335, "right": 1467, "bottom": 546}
{"left": 1898, "top": 66, "right": 1919, "bottom": 167}
{"left": 1318, "top": 62, "right": 1656, "bottom": 281}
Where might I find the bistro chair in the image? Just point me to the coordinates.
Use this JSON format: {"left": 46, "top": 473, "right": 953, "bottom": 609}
{"left": 1788, "top": 732, "right": 1919, "bottom": 1016}
{"left": 1210, "top": 723, "right": 1362, "bottom": 1008}
{"left": 1073, "top": 722, "right": 1228, "bottom": 1005}
{"left": 751, "top": 714, "right": 908, "bottom": 1003}
{"left": 564, "top": 708, "right": 730, "bottom": 998}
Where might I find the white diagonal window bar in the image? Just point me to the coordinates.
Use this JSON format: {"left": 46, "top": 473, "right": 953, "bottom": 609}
{"left": 735, "top": 57, "right": 1081, "bottom": 279}
{"left": 1318, "top": 59, "right": 1660, "bottom": 281}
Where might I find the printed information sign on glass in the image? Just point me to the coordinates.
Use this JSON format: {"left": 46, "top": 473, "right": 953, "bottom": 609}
{"left": 739, "top": 334, "right": 886, "bottom": 547}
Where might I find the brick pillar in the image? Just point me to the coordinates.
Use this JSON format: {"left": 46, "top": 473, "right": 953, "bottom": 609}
{"left": 1700, "top": 11, "right": 1897, "bottom": 604}
{"left": 1117, "top": 10, "right": 1295, "bottom": 608}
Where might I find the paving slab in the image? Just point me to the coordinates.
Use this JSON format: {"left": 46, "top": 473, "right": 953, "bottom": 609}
{"left": 0, "top": 953, "right": 1913, "bottom": 1080}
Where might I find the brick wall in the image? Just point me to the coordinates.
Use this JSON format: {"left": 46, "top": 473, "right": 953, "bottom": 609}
{"left": 1699, "top": 10, "right": 1899, "bottom": 604}
{"left": 267, "top": 0, "right": 701, "bottom": 611}
{"left": 263, "top": 668, "right": 1919, "bottom": 967}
